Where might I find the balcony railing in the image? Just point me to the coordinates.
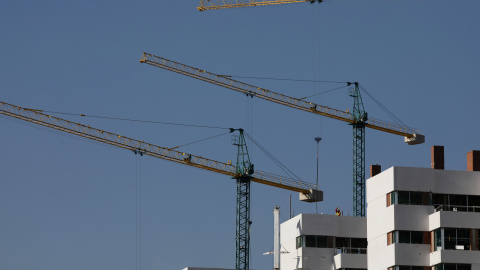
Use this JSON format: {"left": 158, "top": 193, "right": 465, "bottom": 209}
{"left": 434, "top": 204, "right": 480, "bottom": 213}
{"left": 335, "top": 247, "right": 367, "bottom": 255}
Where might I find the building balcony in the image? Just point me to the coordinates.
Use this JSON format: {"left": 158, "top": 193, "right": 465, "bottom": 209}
{"left": 333, "top": 247, "right": 367, "bottom": 270}
{"left": 429, "top": 209, "right": 480, "bottom": 230}
{"left": 430, "top": 249, "right": 480, "bottom": 265}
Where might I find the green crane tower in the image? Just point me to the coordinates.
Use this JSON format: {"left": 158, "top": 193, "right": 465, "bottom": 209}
{"left": 232, "top": 129, "right": 254, "bottom": 270}
{"left": 349, "top": 82, "right": 367, "bottom": 217}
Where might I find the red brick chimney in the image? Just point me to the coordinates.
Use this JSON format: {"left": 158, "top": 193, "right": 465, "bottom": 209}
{"left": 370, "top": 164, "right": 381, "bottom": 177}
{"left": 431, "top": 145, "right": 444, "bottom": 170}
{"left": 467, "top": 150, "right": 480, "bottom": 171}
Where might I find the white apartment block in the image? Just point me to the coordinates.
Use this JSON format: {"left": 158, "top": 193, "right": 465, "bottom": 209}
{"left": 280, "top": 213, "right": 367, "bottom": 270}
{"left": 279, "top": 146, "right": 480, "bottom": 270}
{"left": 367, "top": 147, "right": 480, "bottom": 270}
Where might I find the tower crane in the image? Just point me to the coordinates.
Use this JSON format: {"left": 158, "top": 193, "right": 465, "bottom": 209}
{"left": 139, "top": 52, "right": 425, "bottom": 217}
{"left": 0, "top": 100, "right": 321, "bottom": 270}
{"left": 197, "top": 0, "right": 323, "bottom": 11}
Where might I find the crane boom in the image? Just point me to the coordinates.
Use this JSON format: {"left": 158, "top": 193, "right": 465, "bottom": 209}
{"left": 0, "top": 100, "right": 317, "bottom": 194}
{"left": 140, "top": 52, "right": 424, "bottom": 143}
{"left": 197, "top": 0, "right": 319, "bottom": 11}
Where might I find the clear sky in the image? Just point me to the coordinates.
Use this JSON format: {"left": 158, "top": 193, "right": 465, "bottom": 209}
{"left": 1, "top": 1, "right": 479, "bottom": 270}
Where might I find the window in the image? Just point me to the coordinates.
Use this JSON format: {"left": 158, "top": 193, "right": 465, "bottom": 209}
{"left": 444, "top": 228, "right": 456, "bottom": 250}
{"left": 434, "top": 229, "right": 442, "bottom": 251}
{"left": 391, "top": 192, "right": 480, "bottom": 212}
{"left": 391, "top": 192, "right": 397, "bottom": 205}
{"left": 397, "top": 191, "right": 409, "bottom": 204}
{"left": 444, "top": 228, "right": 471, "bottom": 250}
{"left": 456, "top": 228, "right": 470, "bottom": 249}
{"left": 410, "top": 192, "right": 423, "bottom": 205}
{"left": 317, "top": 235, "right": 328, "bottom": 248}
{"left": 351, "top": 237, "right": 367, "bottom": 249}
{"left": 433, "top": 228, "right": 480, "bottom": 251}
{"left": 399, "top": 231, "right": 410, "bottom": 243}
{"left": 468, "top": 195, "right": 480, "bottom": 212}
{"left": 411, "top": 231, "right": 424, "bottom": 244}
{"left": 296, "top": 235, "right": 364, "bottom": 250}
{"left": 449, "top": 195, "right": 467, "bottom": 211}
{"left": 305, "top": 235, "right": 316, "bottom": 247}
{"left": 296, "top": 236, "right": 303, "bottom": 249}
{"left": 388, "top": 231, "right": 428, "bottom": 245}
{"left": 336, "top": 237, "right": 349, "bottom": 249}
{"left": 388, "top": 191, "right": 429, "bottom": 206}
{"left": 391, "top": 266, "right": 427, "bottom": 270}
{"left": 434, "top": 264, "right": 471, "bottom": 270}
{"left": 433, "top": 194, "right": 480, "bottom": 212}
{"left": 432, "top": 193, "right": 446, "bottom": 208}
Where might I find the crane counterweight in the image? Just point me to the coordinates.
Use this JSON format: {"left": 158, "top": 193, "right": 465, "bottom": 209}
{"left": 405, "top": 133, "right": 426, "bottom": 145}
{"left": 299, "top": 189, "right": 323, "bottom": 202}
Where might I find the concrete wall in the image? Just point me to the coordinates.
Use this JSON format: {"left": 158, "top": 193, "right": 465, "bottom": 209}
{"left": 367, "top": 193, "right": 394, "bottom": 240}
{"left": 280, "top": 214, "right": 366, "bottom": 270}
{"left": 430, "top": 249, "right": 480, "bottom": 265}
{"left": 367, "top": 236, "right": 395, "bottom": 270}
{"left": 301, "top": 247, "right": 335, "bottom": 270}
{"left": 367, "top": 167, "right": 395, "bottom": 203}
{"left": 281, "top": 215, "right": 303, "bottom": 270}
{"left": 394, "top": 243, "right": 430, "bottom": 266}
{"left": 393, "top": 167, "right": 480, "bottom": 195}
{"left": 334, "top": 253, "right": 368, "bottom": 269}
{"left": 393, "top": 204, "right": 433, "bottom": 231}
{"left": 301, "top": 214, "right": 366, "bottom": 238}
{"left": 429, "top": 210, "right": 480, "bottom": 230}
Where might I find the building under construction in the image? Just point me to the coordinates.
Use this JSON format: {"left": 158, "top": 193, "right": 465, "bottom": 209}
{"left": 185, "top": 147, "right": 480, "bottom": 270}
{"left": 280, "top": 147, "right": 480, "bottom": 270}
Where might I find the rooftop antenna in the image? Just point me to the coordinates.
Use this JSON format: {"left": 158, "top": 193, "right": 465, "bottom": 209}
{"left": 314, "top": 137, "right": 322, "bottom": 214}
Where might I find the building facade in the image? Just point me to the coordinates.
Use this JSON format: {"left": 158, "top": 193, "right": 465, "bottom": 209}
{"left": 185, "top": 148, "right": 480, "bottom": 270}
{"left": 367, "top": 148, "right": 480, "bottom": 270}
{"left": 280, "top": 213, "right": 367, "bottom": 270}
{"left": 279, "top": 148, "right": 480, "bottom": 270}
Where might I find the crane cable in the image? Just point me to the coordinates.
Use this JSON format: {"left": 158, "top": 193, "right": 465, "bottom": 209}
{"left": 36, "top": 110, "right": 231, "bottom": 130}
{"left": 167, "top": 131, "right": 233, "bottom": 150}
{"left": 299, "top": 84, "right": 349, "bottom": 100}
{"left": 244, "top": 132, "right": 302, "bottom": 182}
{"left": 8, "top": 108, "right": 236, "bottom": 153}
{"left": 313, "top": 3, "right": 322, "bottom": 214}
{"left": 359, "top": 84, "right": 407, "bottom": 127}
{"left": 222, "top": 75, "right": 347, "bottom": 84}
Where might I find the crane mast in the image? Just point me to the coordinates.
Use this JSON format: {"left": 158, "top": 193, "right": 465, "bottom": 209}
{"left": 232, "top": 129, "right": 253, "bottom": 270}
{"left": 350, "top": 82, "right": 367, "bottom": 217}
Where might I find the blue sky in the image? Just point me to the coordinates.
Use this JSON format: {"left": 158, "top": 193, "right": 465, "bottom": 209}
{"left": 1, "top": 1, "right": 479, "bottom": 269}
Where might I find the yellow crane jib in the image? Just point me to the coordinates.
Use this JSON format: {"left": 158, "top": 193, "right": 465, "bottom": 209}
{"left": 0, "top": 100, "right": 322, "bottom": 201}
{"left": 197, "top": 0, "right": 323, "bottom": 11}
{"left": 139, "top": 52, "right": 425, "bottom": 145}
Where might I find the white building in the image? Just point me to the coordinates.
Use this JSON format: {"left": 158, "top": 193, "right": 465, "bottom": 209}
{"left": 280, "top": 146, "right": 480, "bottom": 270}
{"left": 280, "top": 213, "right": 367, "bottom": 270}
{"left": 367, "top": 147, "right": 480, "bottom": 270}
